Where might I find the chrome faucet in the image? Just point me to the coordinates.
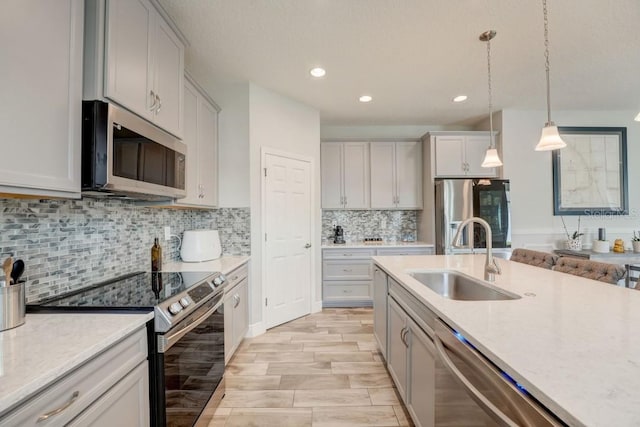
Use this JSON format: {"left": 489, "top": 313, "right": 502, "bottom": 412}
{"left": 452, "top": 217, "right": 501, "bottom": 282}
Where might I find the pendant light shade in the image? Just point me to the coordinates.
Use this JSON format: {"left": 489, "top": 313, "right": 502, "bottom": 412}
{"left": 535, "top": 124, "right": 566, "bottom": 151}
{"left": 481, "top": 148, "right": 503, "bottom": 167}
{"left": 479, "top": 30, "right": 502, "bottom": 168}
{"left": 635, "top": 112, "right": 640, "bottom": 122}
{"left": 535, "top": 0, "right": 565, "bottom": 152}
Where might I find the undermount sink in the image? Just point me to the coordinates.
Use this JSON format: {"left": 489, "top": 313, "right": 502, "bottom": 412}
{"left": 408, "top": 271, "right": 520, "bottom": 301}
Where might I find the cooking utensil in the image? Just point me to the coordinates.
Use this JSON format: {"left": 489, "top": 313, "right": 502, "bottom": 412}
{"left": 11, "top": 259, "right": 25, "bottom": 285}
{"left": 3, "top": 257, "right": 13, "bottom": 286}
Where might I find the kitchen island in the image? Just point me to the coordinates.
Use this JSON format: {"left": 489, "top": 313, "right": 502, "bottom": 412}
{"left": 373, "top": 254, "right": 640, "bottom": 427}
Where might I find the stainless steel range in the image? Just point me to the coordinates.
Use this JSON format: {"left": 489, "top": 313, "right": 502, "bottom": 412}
{"left": 28, "top": 270, "right": 227, "bottom": 427}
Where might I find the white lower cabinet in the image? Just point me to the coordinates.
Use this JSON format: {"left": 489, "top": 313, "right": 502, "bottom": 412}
{"left": 383, "top": 271, "right": 437, "bottom": 427}
{"left": 323, "top": 247, "right": 433, "bottom": 307}
{"left": 0, "top": 327, "right": 149, "bottom": 426}
{"left": 407, "top": 317, "right": 436, "bottom": 427}
{"left": 387, "top": 297, "right": 409, "bottom": 399}
{"left": 224, "top": 264, "right": 249, "bottom": 363}
{"left": 68, "top": 361, "right": 149, "bottom": 427}
{"left": 373, "top": 267, "right": 388, "bottom": 360}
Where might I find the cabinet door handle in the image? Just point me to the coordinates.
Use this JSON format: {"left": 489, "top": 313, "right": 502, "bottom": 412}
{"left": 156, "top": 94, "right": 162, "bottom": 113}
{"left": 304, "top": 243, "right": 312, "bottom": 249}
{"left": 37, "top": 391, "right": 80, "bottom": 422}
{"left": 234, "top": 294, "right": 240, "bottom": 308}
{"left": 400, "top": 327, "right": 409, "bottom": 347}
{"left": 149, "top": 90, "right": 157, "bottom": 111}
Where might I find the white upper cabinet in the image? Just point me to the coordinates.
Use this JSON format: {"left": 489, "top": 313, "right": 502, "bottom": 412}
{"left": 370, "top": 141, "right": 422, "bottom": 209}
{"left": 163, "top": 75, "right": 218, "bottom": 208}
{"left": 87, "top": 0, "right": 185, "bottom": 138}
{"left": 321, "top": 142, "right": 370, "bottom": 209}
{"left": 0, "top": 0, "right": 83, "bottom": 198}
{"left": 434, "top": 134, "right": 497, "bottom": 177}
{"left": 152, "top": 16, "right": 184, "bottom": 136}
{"left": 104, "top": 0, "right": 154, "bottom": 121}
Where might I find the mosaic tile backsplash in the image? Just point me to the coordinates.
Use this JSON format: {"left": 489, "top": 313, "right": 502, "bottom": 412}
{"left": 0, "top": 198, "right": 250, "bottom": 303}
{"left": 322, "top": 210, "right": 418, "bottom": 243}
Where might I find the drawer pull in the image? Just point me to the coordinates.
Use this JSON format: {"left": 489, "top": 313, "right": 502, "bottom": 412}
{"left": 343, "top": 269, "right": 352, "bottom": 272}
{"left": 37, "top": 391, "right": 80, "bottom": 422}
{"left": 343, "top": 254, "right": 353, "bottom": 257}
{"left": 342, "top": 290, "right": 353, "bottom": 293}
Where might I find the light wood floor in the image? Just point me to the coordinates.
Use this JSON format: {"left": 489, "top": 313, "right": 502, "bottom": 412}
{"left": 204, "top": 308, "right": 414, "bottom": 426}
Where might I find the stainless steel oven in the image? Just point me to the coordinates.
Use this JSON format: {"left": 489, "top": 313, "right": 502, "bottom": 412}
{"left": 155, "top": 291, "right": 225, "bottom": 427}
{"left": 28, "top": 270, "right": 228, "bottom": 427}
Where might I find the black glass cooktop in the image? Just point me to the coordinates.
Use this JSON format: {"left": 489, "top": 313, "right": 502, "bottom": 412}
{"left": 28, "top": 271, "right": 217, "bottom": 311}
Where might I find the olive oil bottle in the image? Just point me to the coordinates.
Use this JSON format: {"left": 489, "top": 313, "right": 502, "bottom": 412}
{"left": 151, "top": 238, "right": 162, "bottom": 272}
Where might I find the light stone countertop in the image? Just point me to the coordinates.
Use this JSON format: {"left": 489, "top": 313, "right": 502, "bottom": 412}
{"left": 0, "top": 312, "right": 153, "bottom": 416}
{"left": 322, "top": 241, "right": 434, "bottom": 249}
{"left": 163, "top": 255, "right": 250, "bottom": 275}
{"left": 372, "top": 254, "right": 640, "bottom": 427}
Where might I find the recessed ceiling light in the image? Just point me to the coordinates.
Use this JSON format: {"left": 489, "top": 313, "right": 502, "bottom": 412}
{"left": 453, "top": 95, "right": 468, "bottom": 103}
{"left": 359, "top": 95, "right": 373, "bottom": 103}
{"left": 309, "top": 67, "right": 326, "bottom": 78}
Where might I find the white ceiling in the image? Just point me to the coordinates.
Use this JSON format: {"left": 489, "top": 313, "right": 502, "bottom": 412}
{"left": 159, "top": 0, "right": 640, "bottom": 126}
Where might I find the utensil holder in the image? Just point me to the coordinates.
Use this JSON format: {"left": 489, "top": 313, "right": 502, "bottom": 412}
{"left": 0, "top": 281, "right": 25, "bottom": 332}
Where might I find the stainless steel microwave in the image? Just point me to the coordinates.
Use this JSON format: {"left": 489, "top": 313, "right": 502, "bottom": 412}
{"left": 82, "top": 101, "right": 187, "bottom": 200}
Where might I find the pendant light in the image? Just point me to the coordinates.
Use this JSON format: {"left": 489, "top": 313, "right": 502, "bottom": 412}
{"left": 534, "top": 0, "right": 566, "bottom": 151}
{"left": 635, "top": 112, "right": 640, "bottom": 122}
{"left": 480, "top": 30, "right": 503, "bottom": 168}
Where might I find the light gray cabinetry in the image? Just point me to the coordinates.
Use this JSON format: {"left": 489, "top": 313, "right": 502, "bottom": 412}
{"left": 426, "top": 133, "right": 498, "bottom": 178}
{"left": 0, "top": 0, "right": 83, "bottom": 198}
{"left": 67, "top": 361, "right": 149, "bottom": 427}
{"left": 372, "top": 267, "right": 388, "bottom": 360}
{"left": 323, "top": 247, "right": 433, "bottom": 307}
{"left": 0, "top": 328, "right": 149, "bottom": 426}
{"left": 322, "top": 248, "right": 375, "bottom": 307}
{"left": 224, "top": 263, "right": 249, "bottom": 363}
{"left": 321, "top": 142, "right": 370, "bottom": 209}
{"left": 380, "top": 270, "right": 438, "bottom": 427}
{"left": 85, "top": 0, "right": 185, "bottom": 137}
{"left": 387, "top": 296, "right": 409, "bottom": 399}
{"left": 370, "top": 141, "right": 423, "bottom": 209}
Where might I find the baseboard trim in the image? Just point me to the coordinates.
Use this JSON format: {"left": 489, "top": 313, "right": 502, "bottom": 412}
{"left": 246, "top": 321, "right": 266, "bottom": 338}
{"left": 312, "top": 300, "right": 323, "bottom": 313}
{"left": 322, "top": 300, "right": 374, "bottom": 308}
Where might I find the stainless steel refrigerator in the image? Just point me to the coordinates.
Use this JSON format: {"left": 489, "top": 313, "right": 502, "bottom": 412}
{"left": 434, "top": 179, "right": 511, "bottom": 254}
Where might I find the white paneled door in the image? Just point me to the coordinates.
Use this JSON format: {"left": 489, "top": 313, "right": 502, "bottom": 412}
{"left": 264, "top": 153, "right": 312, "bottom": 329}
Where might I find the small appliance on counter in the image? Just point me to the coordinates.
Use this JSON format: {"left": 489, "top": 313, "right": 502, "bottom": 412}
{"left": 333, "top": 226, "right": 345, "bottom": 244}
{"left": 181, "top": 230, "right": 222, "bottom": 262}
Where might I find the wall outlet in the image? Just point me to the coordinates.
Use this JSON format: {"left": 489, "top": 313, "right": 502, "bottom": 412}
{"left": 164, "top": 226, "right": 171, "bottom": 241}
{"left": 380, "top": 219, "right": 387, "bottom": 229}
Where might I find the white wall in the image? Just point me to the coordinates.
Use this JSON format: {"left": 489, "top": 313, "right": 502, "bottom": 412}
{"left": 249, "top": 84, "right": 321, "bottom": 331}
{"left": 210, "top": 83, "right": 250, "bottom": 207}
{"left": 500, "top": 109, "right": 640, "bottom": 249}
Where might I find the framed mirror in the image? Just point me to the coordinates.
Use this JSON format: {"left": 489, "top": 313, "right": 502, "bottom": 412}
{"left": 552, "top": 126, "right": 628, "bottom": 216}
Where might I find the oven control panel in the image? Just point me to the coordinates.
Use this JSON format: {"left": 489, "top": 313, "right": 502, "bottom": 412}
{"left": 155, "top": 272, "right": 226, "bottom": 333}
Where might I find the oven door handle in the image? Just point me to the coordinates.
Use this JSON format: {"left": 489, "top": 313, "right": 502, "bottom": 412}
{"left": 159, "top": 293, "right": 224, "bottom": 353}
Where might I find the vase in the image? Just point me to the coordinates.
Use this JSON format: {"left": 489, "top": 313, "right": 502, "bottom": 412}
{"left": 633, "top": 241, "right": 640, "bottom": 253}
{"left": 566, "top": 239, "right": 582, "bottom": 251}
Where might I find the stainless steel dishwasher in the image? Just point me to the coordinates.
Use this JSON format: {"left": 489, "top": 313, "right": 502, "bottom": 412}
{"left": 433, "top": 318, "right": 564, "bottom": 426}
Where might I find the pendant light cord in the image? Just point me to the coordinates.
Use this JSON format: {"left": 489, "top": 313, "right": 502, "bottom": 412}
{"left": 543, "top": 0, "right": 552, "bottom": 126}
{"left": 486, "top": 34, "right": 494, "bottom": 149}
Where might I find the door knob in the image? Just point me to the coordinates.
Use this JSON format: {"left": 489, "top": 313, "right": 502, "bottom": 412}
{"left": 304, "top": 243, "right": 312, "bottom": 249}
